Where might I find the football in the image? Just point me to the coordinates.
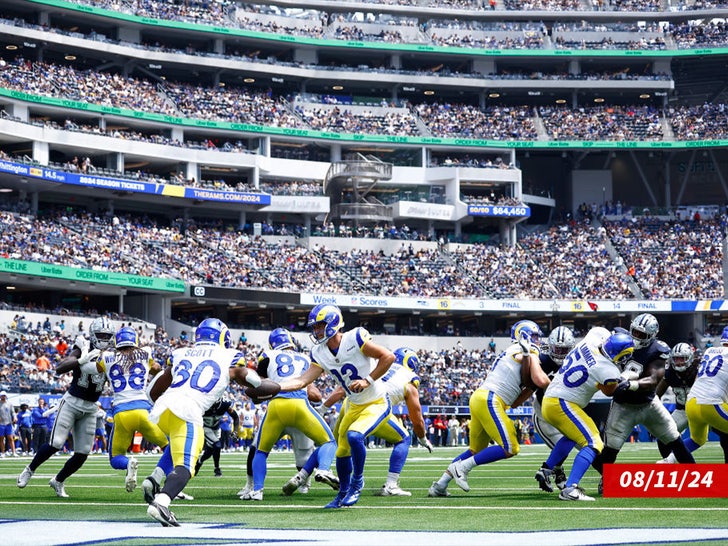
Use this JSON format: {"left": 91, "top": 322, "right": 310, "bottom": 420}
{"left": 245, "top": 379, "right": 281, "bottom": 402}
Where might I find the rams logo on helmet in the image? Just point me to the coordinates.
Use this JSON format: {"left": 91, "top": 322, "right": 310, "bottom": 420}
{"left": 114, "top": 326, "right": 139, "bottom": 349}
{"left": 307, "top": 304, "right": 344, "bottom": 344}
{"left": 601, "top": 333, "right": 635, "bottom": 367}
{"left": 195, "top": 318, "right": 231, "bottom": 349}
{"left": 269, "top": 327, "right": 295, "bottom": 350}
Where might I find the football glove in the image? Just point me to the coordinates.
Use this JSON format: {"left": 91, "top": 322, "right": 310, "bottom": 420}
{"left": 615, "top": 378, "right": 639, "bottom": 393}
{"left": 78, "top": 348, "right": 101, "bottom": 366}
{"left": 518, "top": 332, "right": 532, "bottom": 355}
{"left": 418, "top": 436, "right": 434, "bottom": 453}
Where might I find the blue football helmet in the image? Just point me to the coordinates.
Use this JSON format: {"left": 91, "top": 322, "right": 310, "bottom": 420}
{"left": 115, "top": 326, "right": 139, "bottom": 349}
{"left": 629, "top": 313, "right": 659, "bottom": 349}
{"left": 307, "top": 304, "right": 344, "bottom": 344}
{"left": 90, "top": 316, "right": 115, "bottom": 350}
{"left": 601, "top": 333, "right": 635, "bottom": 367}
{"left": 269, "top": 327, "right": 295, "bottom": 350}
{"left": 394, "top": 347, "right": 420, "bottom": 374}
{"left": 195, "top": 318, "right": 231, "bottom": 349}
{"left": 721, "top": 326, "right": 728, "bottom": 345}
{"left": 510, "top": 320, "right": 543, "bottom": 348}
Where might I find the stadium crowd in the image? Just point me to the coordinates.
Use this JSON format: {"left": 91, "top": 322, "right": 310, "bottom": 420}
{"left": 0, "top": 200, "right": 723, "bottom": 301}
{"left": 2, "top": 57, "right": 728, "bottom": 141}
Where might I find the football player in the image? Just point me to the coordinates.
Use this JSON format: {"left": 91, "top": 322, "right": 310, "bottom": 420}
{"left": 324, "top": 347, "right": 431, "bottom": 497}
{"left": 278, "top": 304, "right": 404, "bottom": 508}
{"left": 145, "top": 318, "right": 264, "bottom": 526}
{"left": 655, "top": 342, "right": 697, "bottom": 459}
{"left": 242, "top": 327, "right": 337, "bottom": 501}
{"left": 661, "top": 326, "right": 728, "bottom": 462}
{"left": 541, "top": 330, "right": 634, "bottom": 501}
{"left": 95, "top": 326, "right": 169, "bottom": 492}
{"left": 239, "top": 402, "right": 257, "bottom": 451}
{"left": 598, "top": 314, "right": 694, "bottom": 472}
{"left": 429, "top": 320, "right": 550, "bottom": 497}
{"left": 17, "top": 316, "right": 114, "bottom": 498}
{"left": 194, "top": 394, "right": 239, "bottom": 477}
{"left": 534, "top": 326, "right": 576, "bottom": 493}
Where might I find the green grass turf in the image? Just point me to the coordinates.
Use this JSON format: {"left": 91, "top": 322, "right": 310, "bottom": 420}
{"left": 0, "top": 442, "right": 726, "bottom": 535}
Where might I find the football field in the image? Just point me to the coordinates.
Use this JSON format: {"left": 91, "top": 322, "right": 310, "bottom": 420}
{"left": 1, "top": 442, "right": 727, "bottom": 545}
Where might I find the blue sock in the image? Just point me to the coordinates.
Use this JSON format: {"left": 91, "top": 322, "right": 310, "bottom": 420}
{"left": 302, "top": 447, "right": 319, "bottom": 475}
{"left": 347, "top": 431, "right": 366, "bottom": 480}
{"left": 545, "top": 436, "right": 576, "bottom": 469}
{"left": 316, "top": 441, "right": 336, "bottom": 471}
{"left": 566, "top": 446, "right": 598, "bottom": 487}
{"left": 252, "top": 450, "right": 269, "bottom": 491}
{"left": 110, "top": 454, "right": 128, "bottom": 471}
{"left": 157, "top": 445, "right": 173, "bottom": 476}
{"left": 685, "top": 438, "right": 701, "bottom": 453}
{"left": 472, "top": 444, "right": 507, "bottom": 466}
{"left": 336, "top": 456, "right": 352, "bottom": 492}
{"left": 452, "top": 448, "right": 472, "bottom": 463}
{"left": 388, "top": 439, "right": 410, "bottom": 474}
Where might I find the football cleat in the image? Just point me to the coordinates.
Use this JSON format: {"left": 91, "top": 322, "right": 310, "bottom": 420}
{"left": 241, "top": 489, "right": 264, "bottom": 501}
{"left": 553, "top": 466, "right": 567, "bottom": 490}
{"left": 323, "top": 490, "right": 347, "bottom": 509}
{"left": 299, "top": 479, "right": 310, "bottom": 495}
{"left": 49, "top": 477, "right": 69, "bottom": 498}
{"left": 341, "top": 478, "right": 364, "bottom": 507}
{"left": 125, "top": 456, "right": 139, "bottom": 493}
{"left": 428, "top": 481, "right": 451, "bottom": 497}
{"left": 176, "top": 491, "right": 194, "bottom": 500}
{"left": 657, "top": 453, "right": 677, "bottom": 464}
{"left": 447, "top": 460, "right": 470, "bottom": 492}
{"left": 282, "top": 473, "right": 306, "bottom": 496}
{"left": 237, "top": 482, "right": 253, "bottom": 498}
{"left": 314, "top": 469, "right": 340, "bottom": 491}
{"left": 214, "top": 467, "right": 222, "bottom": 477}
{"left": 535, "top": 466, "right": 554, "bottom": 493}
{"left": 147, "top": 501, "right": 180, "bottom": 527}
{"left": 141, "top": 477, "right": 160, "bottom": 504}
{"left": 17, "top": 466, "right": 34, "bottom": 488}
{"left": 559, "top": 485, "right": 595, "bottom": 502}
{"left": 377, "top": 482, "right": 412, "bottom": 497}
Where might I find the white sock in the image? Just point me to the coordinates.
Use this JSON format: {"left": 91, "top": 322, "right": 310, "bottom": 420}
{"left": 386, "top": 472, "right": 400, "bottom": 485}
{"left": 156, "top": 493, "right": 171, "bottom": 508}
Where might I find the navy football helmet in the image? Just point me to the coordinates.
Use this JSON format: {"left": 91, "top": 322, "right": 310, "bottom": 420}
{"left": 670, "top": 342, "right": 694, "bottom": 372}
{"left": 195, "top": 318, "right": 231, "bottom": 349}
{"left": 307, "top": 304, "right": 344, "bottom": 344}
{"left": 269, "top": 327, "right": 295, "bottom": 350}
{"left": 601, "top": 333, "right": 635, "bottom": 367}
{"left": 114, "top": 326, "right": 139, "bottom": 349}
{"left": 548, "top": 326, "right": 575, "bottom": 364}
{"left": 90, "top": 316, "right": 115, "bottom": 350}
{"left": 629, "top": 313, "right": 659, "bottom": 349}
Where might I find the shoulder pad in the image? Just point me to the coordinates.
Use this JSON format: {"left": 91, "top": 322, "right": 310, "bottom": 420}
{"left": 654, "top": 340, "right": 670, "bottom": 353}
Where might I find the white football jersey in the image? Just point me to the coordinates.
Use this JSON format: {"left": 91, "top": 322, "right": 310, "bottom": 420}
{"left": 545, "top": 339, "right": 621, "bottom": 407}
{"left": 310, "top": 327, "right": 385, "bottom": 405}
{"left": 258, "top": 347, "right": 311, "bottom": 400}
{"left": 150, "top": 343, "right": 243, "bottom": 426}
{"left": 480, "top": 344, "right": 534, "bottom": 406}
{"left": 380, "top": 365, "right": 417, "bottom": 406}
{"left": 688, "top": 346, "right": 728, "bottom": 404}
{"left": 98, "top": 346, "right": 154, "bottom": 408}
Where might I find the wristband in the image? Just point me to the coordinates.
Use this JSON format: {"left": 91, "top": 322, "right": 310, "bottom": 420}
{"left": 245, "top": 369, "right": 262, "bottom": 388}
{"left": 365, "top": 375, "right": 374, "bottom": 386}
{"left": 628, "top": 380, "right": 639, "bottom": 391}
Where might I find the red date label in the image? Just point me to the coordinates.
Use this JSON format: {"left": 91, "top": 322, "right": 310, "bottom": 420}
{"left": 603, "top": 464, "right": 728, "bottom": 497}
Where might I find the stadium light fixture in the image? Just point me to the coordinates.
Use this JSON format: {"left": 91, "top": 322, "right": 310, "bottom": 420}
{"left": 424, "top": 90, "right": 435, "bottom": 96}
{"left": 243, "top": 78, "right": 255, "bottom": 83}
{"left": 332, "top": 85, "right": 344, "bottom": 91}
{"left": 555, "top": 99, "right": 566, "bottom": 104}
{"left": 639, "top": 93, "right": 651, "bottom": 99}
{"left": 488, "top": 92, "right": 500, "bottom": 98}
{"left": 6, "top": 45, "right": 17, "bottom": 50}
{"left": 6, "top": 286, "right": 15, "bottom": 290}
{"left": 64, "top": 55, "right": 76, "bottom": 61}
{"left": 593, "top": 97, "right": 605, "bottom": 103}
